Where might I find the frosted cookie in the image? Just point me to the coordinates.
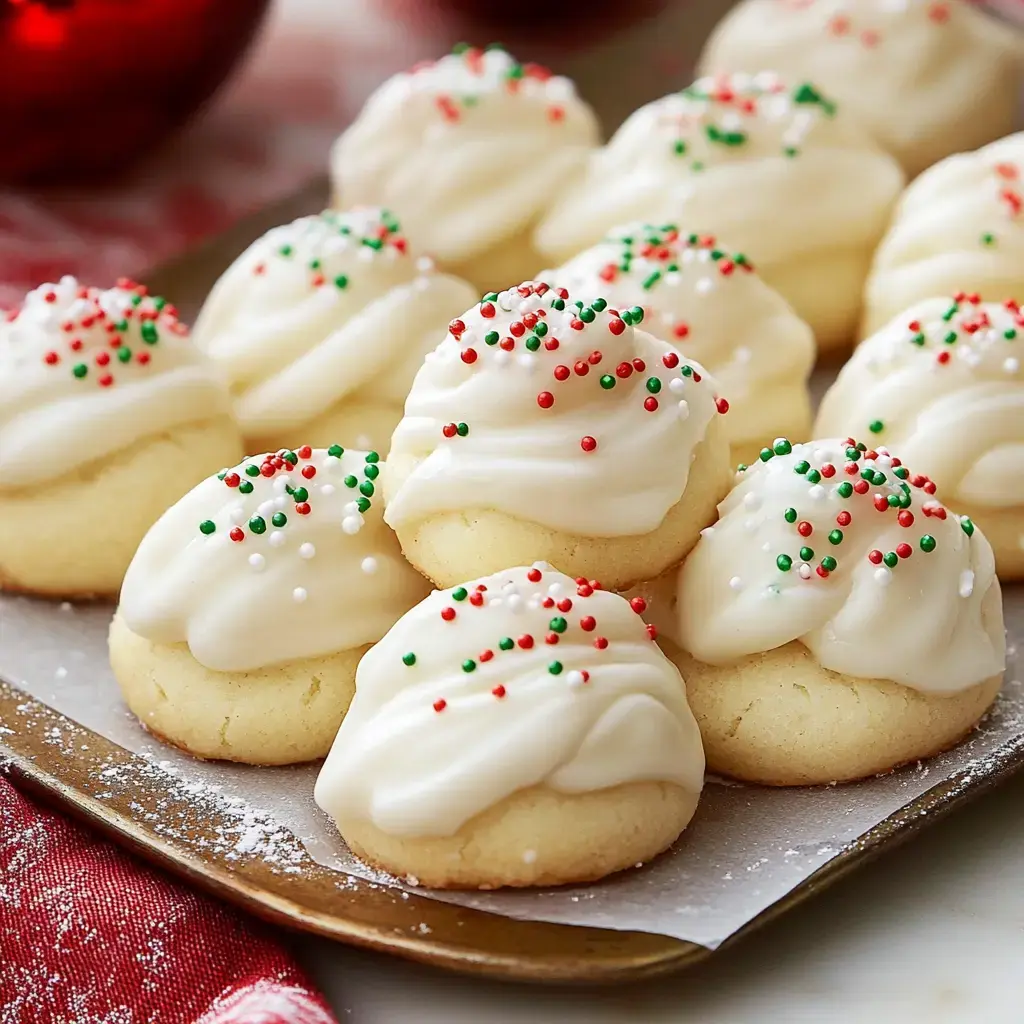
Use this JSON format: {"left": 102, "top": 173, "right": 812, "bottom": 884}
{"left": 817, "top": 294, "right": 1024, "bottom": 577}
{"left": 547, "top": 224, "right": 815, "bottom": 464}
{"left": 383, "top": 281, "right": 733, "bottom": 591}
{"left": 192, "top": 208, "right": 477, "bottom": 456}
{"left": 314, "top": 564, "right": 705, "bottom": 889}
{"left": 863, "top": 134, "right": 1024, "bottom": 335}
{"left": 109, "top": 446, "right": 431, "bottom": 765}
{"left": 0, "top": 277, "right": 242, "bottom": 599}
{"left": 700, "top": 0, "right": 1021, "bottom": 178}
{"left": 535, "top": 72, "right": 904, "bottom": 353}
{"left": 329, "top": 45, "right": 599, "bottom": 293}
{"left": 648, "top": 437, "right": 1005, "bottom": 786}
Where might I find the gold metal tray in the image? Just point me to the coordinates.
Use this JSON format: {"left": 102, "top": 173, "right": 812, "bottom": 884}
{"left": 5, "top": 678, "right": 1023, "bottom": 984}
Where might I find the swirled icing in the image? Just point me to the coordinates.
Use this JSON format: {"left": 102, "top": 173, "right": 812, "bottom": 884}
{"left": 863, "top": 134, "right": 1024, "bottom": 334}
{"left": 330, "top": 46, "right": 599, "bottom": 268}
{"left": 661, "top": 438, "right": 1005, "bottom": 694}
{"left": 700, "top": 0, "right": 1020, "bottom": 177}
{"left": 118, "top": 446, "right": 431, "bottom": 672}
{"left": 314, "top": 564, "right": 705, "bottom": 838}
{"left": 546, "top": 224, "right": 815, "bottom": 448}
{"left": 383, "top": 281, "right": 728, "bottom": 537}
{"left": 816, "top": 295, "right": 1024, "bottom": 509}
{"left": 534, "top": 71, "right": 903, "bottom": 272}
{"left": 0, "top": 277, "right": 232, "bottom": 490}
{"left": 191, "top": 208, "right": 478, "bottom": 447}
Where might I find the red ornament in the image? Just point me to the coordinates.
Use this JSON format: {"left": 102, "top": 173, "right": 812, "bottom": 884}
{"left": 0, "top": 0, "right": 270, "bottom": 182}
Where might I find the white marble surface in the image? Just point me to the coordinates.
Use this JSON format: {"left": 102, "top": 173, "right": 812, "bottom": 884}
{"left": 288, "top": 770, "right": 1024, "bottom": 1023}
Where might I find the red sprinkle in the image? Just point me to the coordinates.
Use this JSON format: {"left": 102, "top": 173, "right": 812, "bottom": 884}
{"left": 580, "top": 435, "right": 598, "bottom": 452}
{"left": 557, "top": 598, "right": 573, "bottom": 612}
{"left": 537, "top": 391, "right": 555, "bottom": 409}
{"left": 554, "top": 364, "right": 571, "bottom": 381}
{"left": 441, "top": 607, "right": 456, "bottom": 621}
{"left": 517, "top": 634, "right": 535, "bottom": 649}
{"left": 629, "top": 596, "right": 647, "bottom": 614}
{"left": 715, "top": 397, "right": 729, "bottom": 415}
{"left": 594, "top": 637, "right": 609, "bottom": 650}
{"left": 295, "top": 502, "right": 311, "bottom": 515}
{"left": 449, "top": 319, "right": 465, "bottom": 337}
{"left": 479, "top": 649, "right": 494, "bottom": 662}
{"left": 896, "top": 543, "right": 913, "bottom": 559}
{"left": 820, "top": 464, "right": 835, "bottom": 478}
{"left": 663, "top": 352, "right": 680, "bottom": 369}
{"left": 644, "top": 397, "right": 659, "bottom": 412}
{"left": 43, "top": 351, "right": 59, "bottom": 365}
{"left": 229, "top": 527, "right": 245, "bottom": 543}
{"left": 853, "top": 480, "right": 870, "bottom": 494}
{"left": 608, "top": 318, "right": 626, "bottom": 336}
{"left": 646, "top": 624, "right": 658, "bottom": 641}
{"left": 442, "top": 423, "right": 458, "bottom": 438}
{"left": 616, "top": 361, "right": 633, "bottom": 379}
{"left": 873, "top": 495, "right": 889, "bottom": 512}
{"left": 433, "top": 699, "right": 447, "bottom": 713}
{"left": 527, "top": 568, "right": 542, "bottom": 582}
{"left": 461, "top": 348, "right": 477, "bottom": 364}
{"left": 868, "top": 549, "right": 883, "bottom": 564}
{"left": 545, "top": 633, "right": 560, "bottom": 645}
{"left": 301, "top": 465, "right": 316, "bottom": 479}
{"left": 491, "top": 685, "right": 506, "bottom": 699}
{"left": 480, "top": 302, "right": 495, "bottom": 318}
{"left": 797, "top": 521, "right": 813, "bottom": 537}
{"left": 836, "top": 511, "right": 852, "bottom": 527}
{"left": 898, "top": 511, "right": 914, "bottom": 528}
{"left": 588, "top": 350, "right": 603, "bottom": 365}
{"left": 298, "top": 445, "right": 312, "bottom": 458}
{"left": 580, "top": 615, "right": 596, "bottom": 631}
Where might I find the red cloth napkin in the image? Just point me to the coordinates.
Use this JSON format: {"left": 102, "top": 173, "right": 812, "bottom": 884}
{"left": 0, "top": 777, "right": 338, "bottom": 1024}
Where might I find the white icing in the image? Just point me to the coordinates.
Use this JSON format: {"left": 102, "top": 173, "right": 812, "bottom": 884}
{"left": 0, "top": 277, "right": 232, "bottom": 490}
{"left": 817, "top": 295, "right": 1024, "bottom": 509}
{"left": 534, "top": 72, "right": 903, "bottom": 272}
{"left": 191, "top": 208, "right": 477, "bottom": 443}
{"left": 546, "top": 224, "right": 814, "bottom": 447}
{"left": 330, "top": 47, "right": 598, "bottom": 266}
{"left": 665, "top": 438, "right": 1005, "bottom": 694}
{"left": 864, "top": 134, "right": 1024, "bottom": 333}
{"left": 384, "top": 281, "right": 726, "bottom": 537}
{"left": 118, "top": 446, "right": 431, "bottom": 672}
{"left": 700, "top": 0, "right": 1020, "bottom": 176}
{"left": 314, "top": 564, "right": 705, "bottom": 838}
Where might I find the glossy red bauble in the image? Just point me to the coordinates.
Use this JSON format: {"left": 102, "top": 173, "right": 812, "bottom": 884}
{"left": 0, "top": 0, "right": 270, "bottom": 182}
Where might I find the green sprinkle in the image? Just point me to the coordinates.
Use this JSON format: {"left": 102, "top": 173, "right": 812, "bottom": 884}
{"left": 199, "top": 520, "right": 216, "bottom": 535}
{"left": 117, "top": 346, "right": 132, "bottom": 363}
{"left": 452, "top": 587, "right": 468, "bottom": 601}
{"left": 309, "top": 259, "right": 321, "bottom": 271}
{"left": 456, "top": 422, "right": 469, "bottom": 437}
{"left": 759, "top": 448, "right": 774, "bottom": 462}
{"left": 364, "top": 464, "right": 380, "bottom": 480}
{"left": 784, "top": 507, "right": 798, "bottom": 523}
{"left": 344, "top": 475, "right": 357, "bottom": 488}
{"left": 821, "top": 556, "right": 837, "bottom": 572}
{"left": 590, "top": 298, "right": 607, "bottom": 312}
{"left": 402, "top": 652, "right": 416, "bottom": 666}
{"left": 673, "top": 140, "right": 687, "bottom": 155}
{"left": 238, "top": 481, "right": 253, "bottom": 494}
{"left": 799, "top": 546, "right": 814, "bottom": 562}
{"left": 365, "top": 451, "right": 380, "bottom": 463}
{"left": 794, "top": 460, "right": 810, "bottom": 474}
{"left": 910, "top": 333, "right": 926, "bottom": 346}
{"left": 868, "top": 420, "right": 884, "bottom": 434}
{"left": 483, "top": 292, "right": 499, "bottom": 302}
{"left": 777, "top": 554, "right": 793, "bottom": 572}
{"left": 981, "top": 232, "right": 996, "bottom": 247}
{"left": 599, "top": 374, "right": 616, "bottom": 390}
{"left": 579, "top": 307, "right": 596, "bottom": 323}
{"left": 883, "top": 551, "right": 899, "bottom": 568}
{"left": 944, "top": 331, "right": 958, "bottom": 345}
{"left": 534, "top": 321, "right": 549, "bottom": 336}
{"left": 362, "top": 237, "right": 384, "bottom": 250}
{"left": 549, "top": 617, "right": 568, "bottom": 633}
{"left": 278, "top": 244, "right": 293, "bottom": 257}
{"left": 961, "top": 517, "right": 975, "bottom": 537}
{"left": 484, "top": 330, "right": 500, "bottom": 345}
{"left": 499, "top": 637, "right": 514, "bottom": 651}
{"left": 920, "top": 535, "right": 937, "bottom": 553}
{"left": 462, "top": 659, "right": 476, "bottom": 673}
{"left": 548, "top": 661, "right": 563, "bottom": 675}
{"left": 838, "top": 482, "right": 853, "bottom": 498}
{"left": 359, "top": 480, "right": 374, "bottom": 497}
{"left": 807, "top": 470, "right": 821, "bottom": 485}
{"left": 525, "top": 336, "right": 541, "bottom": 351}
{"left": 894, "top": 466, "right": 909, "bottom": 479}
{"left": 1005, "top": 328, "right": 1018, "bottom": 341}
{"left": 643, "top": 271, "right": 661, "bottom": 290}
{"left": 773, "top": 439, "right": 792, "bottom": 456}
{"left": 646, "top": 377, "right": 661, "bottom": 394}
{"left": 355, "top": 497, "right": 371, "bottom": 513}
{"left": 245, "top": 465, "right": 260, "bottom": 477}
{"left": 249, "top": 516, "right": 266, "bottom": 535}
{"left": 629, "top": 306, "right": 644, "bottom": 324}
{"left": 681, "top": 365, "right": 693, "bottom": 377}
{"left": 828, "top": 530, "right": 843, "bottom": 545}
{"left": 283, "top": 451, "right": 298, "bottom": 465}
{"left": 114, "top": 319, "right": 128, "bottom": 333}
{"left": 292, "top": 487, "right": 309, "bottom": 503}
{"left": 272, "top": 512, "right": 287, "bottom": 528}
{"left": 551, "top": 297, "right": 565, "bottom": 311}
{"left": 72, "top": 363, "right": 88, "bottom": 378}
{"left": 887, "top": 494, "right": 901, "bottom": 508}
{"left": 327, "top": 444, "right": 344, "bottom": 457}
{"left": 334, "top": 275, "right": 348, "bottom": 290}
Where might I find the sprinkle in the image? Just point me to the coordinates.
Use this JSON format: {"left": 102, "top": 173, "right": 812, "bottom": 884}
{"left": 441, "top": 607, "right": 456, "bottom": 622}
{"left": 199, "top": 520, "right": 216, "bottom": 535}
{"left": 292, "top": 587, "right": 308, "bottom": 603}
{"left": 433, "top": 699, "right": 447, "bottom": 713}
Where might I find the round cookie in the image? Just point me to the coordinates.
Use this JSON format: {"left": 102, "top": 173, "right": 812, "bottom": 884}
{"left": 0, "top": 277, "right": 243, "bottom": 599}
{"left": 534, "top": 72, "right": 904, "bottom": 353}
{"left": 314, "top": 564, "right": 705, "bottom": 889}
{"left": 383, "top": 281, "right": 733, "bottom": 592}
{"left": 329, "top": 45, "right": 599, "bottom": 293}
{"left": 863, "top": 133, "right": 1024, "bottom": 335}
{"left": 645, "top": 437, "right": 1005, "bottom": 786}
{"left": 700, "top": 0, "right": 1021, "bottom": 178}
{"left": 110, "top": 445, "right": 431, "bottom": 765}
{"left": 192, "top": 208, "right": 477, "bottom": 456}
{"left": 547, "top": 224, "right": 815, "bottom": 465}
{"left": 817, "top": 294, "right": 1024, "bottom": 577}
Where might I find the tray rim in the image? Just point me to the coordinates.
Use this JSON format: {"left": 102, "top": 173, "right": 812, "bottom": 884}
{"left": 3, "top": 676, "right": 1024, "bottom": 985}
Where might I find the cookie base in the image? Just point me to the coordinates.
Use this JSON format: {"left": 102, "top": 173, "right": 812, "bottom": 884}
{"left": 109, "top": 613, "right": 365, "bottom": 765}
{"left": 662, "top": 638, "right": 1002, "bottom": 786}
{"left": 336, "top": 780, "right": 700, "bottom": 890}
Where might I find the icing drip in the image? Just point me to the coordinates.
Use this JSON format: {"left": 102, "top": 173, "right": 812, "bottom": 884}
{"left": 384, "top": 281, "right": 727, "bottom": 537}
{"left": 314, "top": 564, "right": 705, "bottom": 838}
{"left": 331, "top": 45, "right": 599, "bottom": 265}
{"left": 666, "top": 438, "right": 1005, "bottom": 694}
{"left": 118, "top": 446, "right": 431, "bottom": 671}
{"left": 547, "top": 224, "right": 814, "bottom": 446}
{"left": 191, "top": 208, "right": 477, "bottom": 439}
{"left": 0, "top": 277, "right": 231, "bottom": 490}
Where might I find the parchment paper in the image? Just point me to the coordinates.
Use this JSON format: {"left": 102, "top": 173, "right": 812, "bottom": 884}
{"left": 1, "top": 588, "right": 1021, "bottom": 950}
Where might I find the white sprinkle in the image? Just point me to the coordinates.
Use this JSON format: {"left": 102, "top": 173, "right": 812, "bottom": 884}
{"left": 516, "top": 353, "right": 536, "bottom": 372}
{"left": 874, "top": 568, "right": 892, "bottom": 586}
{"left": 762, "top": 541, "right": 772, "bottom": 552}
{"left": 361, "top": 556, "right": 378, "bottom": 574}
{"left": 669, "top": 377, "right": 686, "bottom": 394}
{"left": 744, "top": 518, "right": 758, "bottom": 532}
{"left": 695, "top": 277, "right": 714, "bottom": 295}
{"left": 229, "top": 507, "right": 247, "bottom": 524}
{"left": 798, "top": 564, "right": 812, "bottom": 580}
{"left": 357, "top": 246, "right": 374, "bottom": 262}
{"left": 416, "top": 256, "right": 435, "bottom": 273}
{"left": 677, "top": 400, "right": 690, "bottom": 420}
{"left": 494, "top": 350, "right": 510, "bottom": 367}
{"left": 268, "top": 531, "right": 286, "bottom": 548}
{"left": 257, "top": 500, "right": 276, "bottom": 518}
{"left": 522, "top": 849, "right": 538, "bottom": 864}
{"left": 55, "top": 667, "right": 67, "bottom": 679}
{"left": 728, "top": 576, "right": 744, "bottom": 591}
{"left": 546, "top": 582, "right": 564, "bottom": 598}
{"left": 735, "top": 346, "right": 752, "bottom": 364}
{"left": 566, "top": 671, "right": 586, "bottom": 689}
{"left": 488, "top": 597, "right": 504, "bottom": 608}
{"left": 248, "top": 553, "right": 266, "bottom": 571}
{"left": 299, "top": 542, "right": 316, "bottom": 559}
{"left": 320, "top": 484, "right": 335, "bottom": 496}
{"left": 959, "top": 570, "right": 975, "bottom": 598}
{"left": 743, "top": 492, "right": 762, "bottom": 511}
{"left": 342, "top": 515, "right": 363, "bottom": 535}
{"left": 293, "top": 587, "right": 308, "bottom": 603}
{"left": 506, "top": 594, "right": 524, "bottom": 613}
{"left": 1005, "top": 357, "right": 1019, "bottom": 374}
{"left": 808, "top": 485, "right": 826, "bottom": 500}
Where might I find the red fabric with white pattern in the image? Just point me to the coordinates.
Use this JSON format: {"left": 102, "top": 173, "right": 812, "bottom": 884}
{"left": 0, "top": 778, "right": 337, "bottom": 1024}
